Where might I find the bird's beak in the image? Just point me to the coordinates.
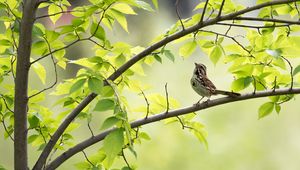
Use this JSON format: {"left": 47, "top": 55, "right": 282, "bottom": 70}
{"left": 194, "top": 63, "right": 198, "bottom": 66}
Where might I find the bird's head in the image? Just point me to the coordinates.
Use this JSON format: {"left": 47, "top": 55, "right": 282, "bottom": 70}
{"left": 194, "top": 63, "right": 207, "bottom": 76}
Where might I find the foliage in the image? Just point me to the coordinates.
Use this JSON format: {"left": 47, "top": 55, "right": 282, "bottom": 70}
{"left": 0, "top": 0, "right": 300, "bottom": 169}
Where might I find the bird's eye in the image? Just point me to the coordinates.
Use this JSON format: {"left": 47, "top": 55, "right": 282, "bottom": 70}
{"left": 192, "top": 82, "right": 196, "bottom": 86}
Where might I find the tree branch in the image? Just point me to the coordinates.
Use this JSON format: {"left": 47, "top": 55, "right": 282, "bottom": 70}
{"left": 234, "top": 16, "right": 300, "bottom": 25}
{"left": 35, "top": 0, "right": 300, "bottom": 168}
{"left": 46, "top": 87, "right": 300, "bottom": 169}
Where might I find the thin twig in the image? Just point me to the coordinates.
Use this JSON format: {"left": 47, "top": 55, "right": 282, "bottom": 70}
{"left": 31, "top": 4, "right": 112, "bottom": 65}
{"left": 281, "top": 56, "right": 294, "bottom": 89}
{"left": 199, "top": 29, "right": 253, "bottom": 56}
{"left": 82, "top": 150, "right": 95, "bottom": 167}
{"left": 87, "top": 120, "right": 95, "bottom": 137}
{"left": 165, "top": 83, "right": 170, "bottom": 113}
{"left": 29, "top": 36, "right": 58, "bottom": 98}
{"left": 140, "top": 90, "right": 150, "bottom": 119}
{"left": 217, "top": 0, "right": 226, "bottom": 18}
{"left": 121, "top": 150, "right": 131, "bottom": 168}
{"left": 200, "top": 0, "right": 210, "bottom": 23}
{"left": 38, "top": 125, "right": 47, "bottom": 143}
{"left": 3, "top": 2, "right": 21, "bottom": 23}
{"left": 175, "top": 0, "right": 185, "bottom": 30}
{"left": 35, "top": 10, "right": 81, "bottom": 20}
{"left": 224, "top": 21, "right": 233, "bottom": 35}
{"left": 0, "top": 95, "right": 14, "bottom": 113}
{"left": 252, "top": 75, "right": 256, "bottom": 94}
{"left": 0, "top": 115, "right": 14, "bottom": 141}
{"left": 273, "top": 76, "right": 277, "bottom": 92}
{"left": 176, "top": 116, "right": 185, "bottom": 129}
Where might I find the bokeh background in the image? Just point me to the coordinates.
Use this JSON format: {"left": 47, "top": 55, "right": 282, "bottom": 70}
{"left": 1, "top": 0, "right": 300, "bottom": 169}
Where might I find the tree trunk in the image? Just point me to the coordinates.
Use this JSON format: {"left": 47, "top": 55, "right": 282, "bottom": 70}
{"left": 14, "top": 0, "right": 38, "bottom": 169}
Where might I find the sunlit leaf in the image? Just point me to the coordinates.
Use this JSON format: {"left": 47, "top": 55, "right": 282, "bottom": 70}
{"left": 88, "top": 77, "right": 103, "bottom": 94}
{"left": 94, "top": 99, "right": 115, "bottom": 111}
{"left": 231, "top": 77, "right": 252, "bottom": 91}
{"left": 90, "top": 22, "right": 106, "bottom": 40}
{"left": 258, "top": 102, "right": 274, "bottom": 119}
{"left": 163, "top": 50, "right": 175, "bottom": 62}
{"left": 101, "top": 116, "right": 120, "bottom": 130}
{"left": 103, "top": 128, "right": 124, "bottom": 168}
{"left": 32, "top": 62, "right": 46, "bottom": 85}
{"left": 210, "top": 45, "right": 223, "bottom": 65}
{"left": 48, "top": 4, "right": 62, "bottom": 24}
{"left": 179, "top": 41, "right": 197, "bottom": 58}
{"left": 69, "top": 79, "right": 86, "bottom": 94}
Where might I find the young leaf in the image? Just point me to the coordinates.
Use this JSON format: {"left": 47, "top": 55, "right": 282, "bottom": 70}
{"left": 69, "top": 79, "right": 86, "bottom": 94}
{"left": 48, "top": 4, "right": 62, "bottom": 24}
{"left": 231, "top": 77, "right": 252, "bottom": 91}
{"left": 258, "top": 102, "right": 274, "bottom": 119}
{"left": 94, "top": 99, "right": 115, "bottom": 111}
{"left": 293, "top": 65, "right": 300, "bottom": 76}
{"left": 163, "top": 50, "right": 175, "bottom": 62}
{"left": 153, "top": 54, "right": 162, "bottom": 63}
{"left": 32, "top": 62, "right": 46, "bottom": 85}
{"left": 210, "top": 45, "right": 223, "bottom": 65}
{"left": 152, "top": 0, "right": 158, "bottom": 9}
{"left": 88, "top": 77, "right": 103, "bottom": 94}
{"left": 179, "top": 41, "right": 197, "bottom": 58}
{"left": 103, "top": 128, "right": 124, "bottom": 168}
{"left": 90, "top": 22, "right": 106, "bottom": 41}
{"left": 275, "top": 103, "right": 281, "bottom": 114}
{"left": 101, "top": 116, "right": 120, "bottom": 130}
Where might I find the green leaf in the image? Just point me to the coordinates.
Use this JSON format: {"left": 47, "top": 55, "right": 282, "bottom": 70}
{"left": 153, "top": 54, "right": 162, "bottom": 63}
{"left": 32, "top": 62, "right": 46, "bottom": 84}
{"left": 163, "top": 50, "right": 175, "bottom": 62}
{"left": 69, "top": 79, "right": 86, "bottom": 94}
{"left": 94, "top": 99, "right": 115, "bottom": 111}
{"left": 210, "top": 45, "right": 223, "bottom": 65}
{"left": 258, "top": 102, "right": 274, "bottom": 119}
{"left": 0, "top": 164, "right": 7, "bottom": 170}
{"left": 275, "top": 103, "right": 281, "bottom": 114}
{"left": 88, "top": 77, "right": 103, "bottom": 94}
{"left": 112, "top": 3, "right": 136, "bottom": 15}
{"left": 179, "top": 41, "right": 197, "bottom": 58}
{"left": 48, "top": 4, "right": 62, "bottom": 24}
{"left": 101, "top": 116, "right": 120, "bottom": 130}
{"left": 293, "top": 65, "right": 300, "bottom": 76}
{"left": 231, "top": 77, "right": 252, "bottom": 92}
{"left": 28, "top": 135, "right": 39, "bottom": 144}
{"left": 139, "top": 132, "right": 151, "bottom": 140}
{"left": 152, "top": 0, "right": 158, "bottom": 9}
{"left": 110, "top": 9, "right": 128, "bottom": 32}
{"left": 201, "top": 41, "right": 215, "bottom": 48}
{"left": 103, "top": 128, "right": 124, "bottom": 168}
{"left": 90, "top": 22, "right": 106, "bottom": 41}
{"left": 28, "top": 114, "right": 41, "bottom": 129}
{"left": 136, "top": 1, "right": 154, "bottom": 11}
{"left": 0, "top": 39, "right": 11, "bottom": 46}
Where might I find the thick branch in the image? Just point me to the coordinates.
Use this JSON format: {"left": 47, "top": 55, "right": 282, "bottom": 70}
{"left": 36, "top": 0, "right": 300, "bottom": 168}
{"left": 14, "top": 0, "right": 38, "bottom": 169}
{"left": 46, "top": 88, "right": 300, "bottom": 169}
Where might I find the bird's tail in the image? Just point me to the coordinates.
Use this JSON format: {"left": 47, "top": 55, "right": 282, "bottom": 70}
{"left": 214, "top": 90, "right": 240, "bottom": 97}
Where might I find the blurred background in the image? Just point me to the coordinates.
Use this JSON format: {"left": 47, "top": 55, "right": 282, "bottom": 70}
{"left": 1, "top": 0, "right": 300, "bottom": 169}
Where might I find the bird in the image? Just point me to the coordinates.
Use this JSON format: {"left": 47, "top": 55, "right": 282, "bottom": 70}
{"left": 191, "top": 62, "right": 240, "bottom": 103}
